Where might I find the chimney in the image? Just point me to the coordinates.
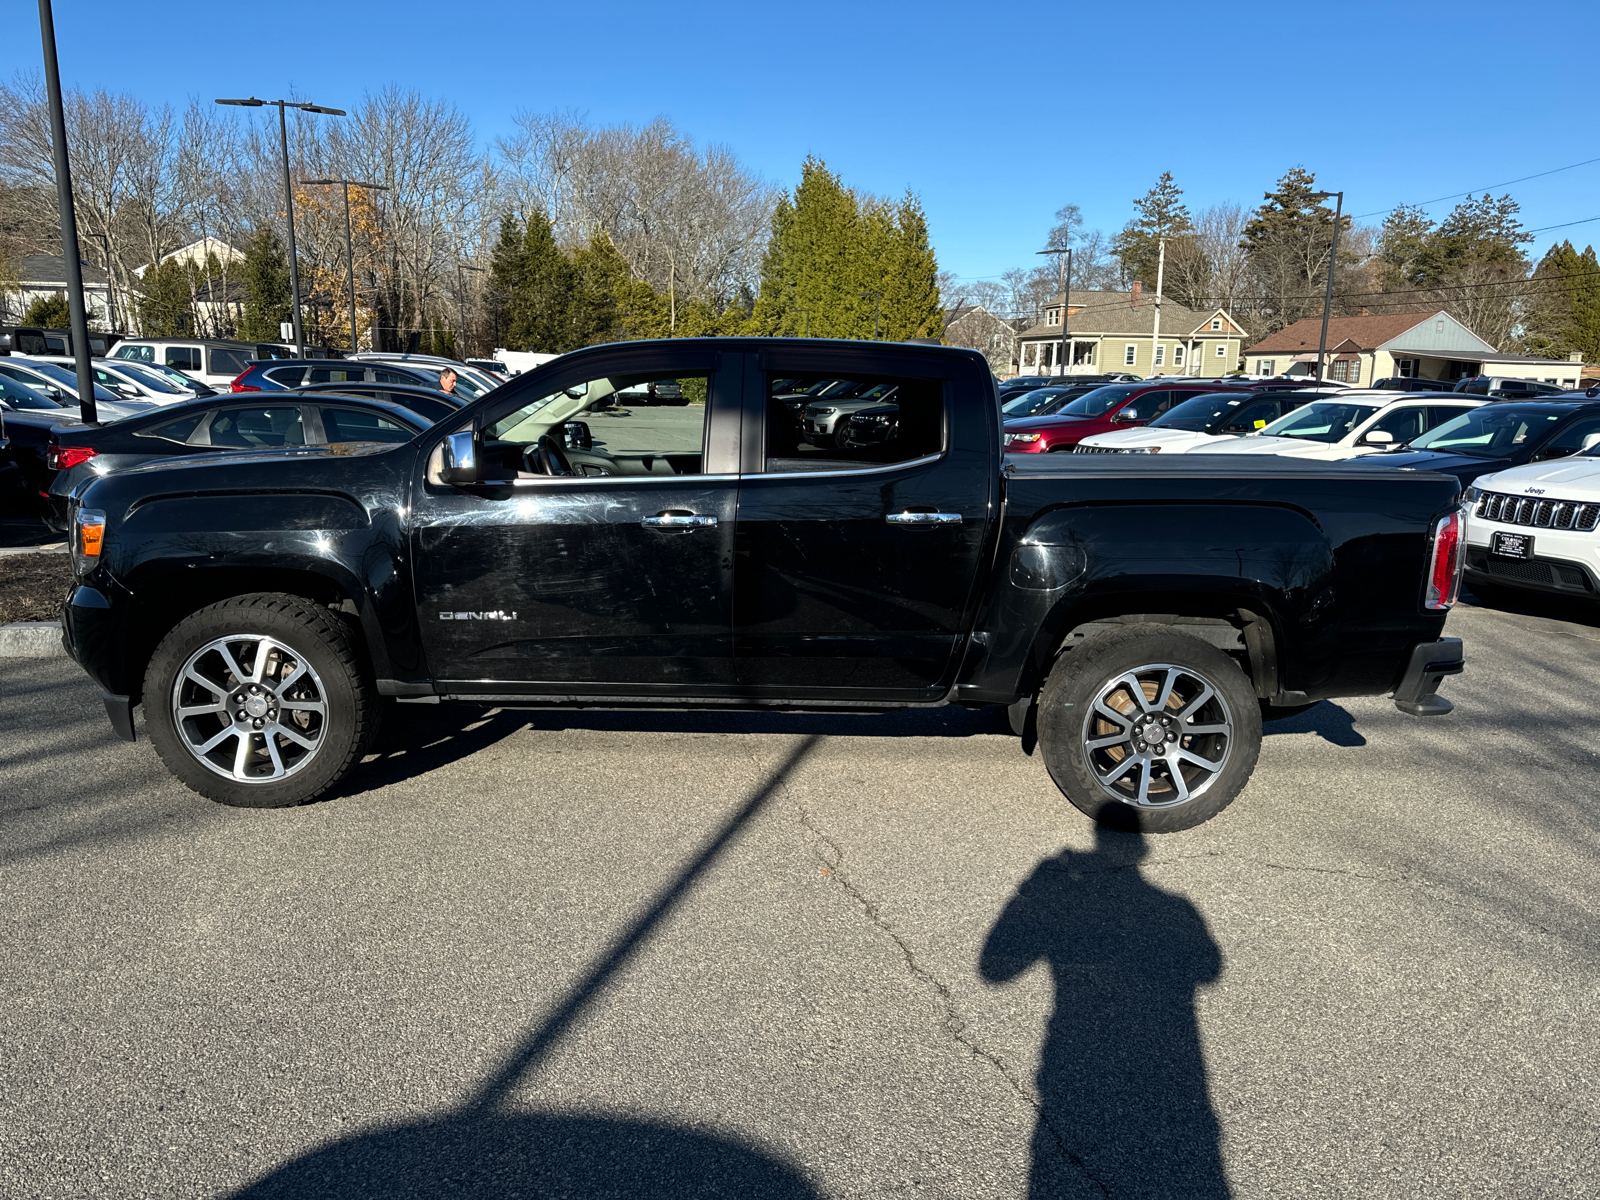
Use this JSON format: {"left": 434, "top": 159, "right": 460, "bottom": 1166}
{"left": 1131, "top": 281, "right": 1142, "bottom": 309}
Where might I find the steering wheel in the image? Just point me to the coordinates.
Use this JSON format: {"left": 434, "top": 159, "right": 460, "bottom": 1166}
{"left": 526, "top": 434, "right": 575, "bottom": 477}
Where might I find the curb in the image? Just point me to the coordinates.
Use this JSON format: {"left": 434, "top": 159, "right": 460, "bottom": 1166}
{"left": 0, "top": 621, "right": 66, "bottom": 657}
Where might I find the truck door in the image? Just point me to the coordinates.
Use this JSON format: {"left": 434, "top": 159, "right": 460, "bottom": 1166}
{"left": 733, "top": 348, "right": 997, "bottom": 701}
{"left": 410, "top": 347, "right": 743, "bottom": 693}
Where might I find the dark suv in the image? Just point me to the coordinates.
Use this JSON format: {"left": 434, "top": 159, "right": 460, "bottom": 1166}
{"left": 229, "top": 360, "right": 435, "bottom": 393}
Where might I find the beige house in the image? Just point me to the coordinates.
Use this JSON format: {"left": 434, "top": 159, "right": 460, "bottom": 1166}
{"left": 1015, "top": 286, "right": 1248, "bottom": 378}
{"left": 1242, "top": 310, "right": 1587, "bottom": 389}
{"left": 944, "top": 303, "right": 1017, "bottom": 373}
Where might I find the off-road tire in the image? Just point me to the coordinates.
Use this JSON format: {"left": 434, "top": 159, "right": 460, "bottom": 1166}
{"left": 144, "top": 593, "right": 376, "bottom": 808}
{"left": 1037, "top": 623, "right": 1262, "bottom": 832}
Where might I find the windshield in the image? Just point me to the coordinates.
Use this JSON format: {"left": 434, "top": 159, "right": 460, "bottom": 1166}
{"left": 1257, "top": 401, "right": 1380, "bottom": 443}
{"left": 1057, "top": 384, "right": 1142, "bottom": 418}
{"left": 1001, "top": 388, "right": 1073, "bottom": 417}
{"left": 9, "top": 361, "right": 120, "bottom": 402}
{"left": 1408, "top": 406, "right": 1569, "bottom": 458}
{"left": 0, "top": 374, "right": 62, "bottom": 410}
{"left": 111, "top": 362, "right": 186, "bottom": 394}
{"left": 1149, "top": 393, "right": 1249, "bottom": 431}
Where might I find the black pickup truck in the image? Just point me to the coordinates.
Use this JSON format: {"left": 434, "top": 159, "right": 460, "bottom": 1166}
{"left": 59, "top": 339, "right": 1466, "bottom": 831}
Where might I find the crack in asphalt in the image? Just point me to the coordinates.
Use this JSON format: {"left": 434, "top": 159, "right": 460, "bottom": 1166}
{"left": 796, "top": 807, "right": 1112, "bottom": 1199}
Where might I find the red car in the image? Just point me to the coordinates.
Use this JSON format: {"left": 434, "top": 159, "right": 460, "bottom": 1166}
{"left": 1003, "top": 381, "right": 1254, "bottom": 453}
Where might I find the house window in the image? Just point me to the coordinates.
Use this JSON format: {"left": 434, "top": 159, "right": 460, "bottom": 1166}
{"left": 1395, "top": 358, "right": 1417, "bottom": 378}
{"left": 1046, "top": 308, "right": 1060, "bottom": 326}
{"left": 1154, "top": 345, "right": 1166, "bottom": 367}
{"left": 1124, "top": 344, "right": 1137, "bottom": 366}
{"left": 1211, "top": 318, "right": 1222, "bottom": 331}
{"left": 1331, "top": 360, "right": 1349, "bottom": 382}
{"left": 1215, "top": 342, "right": 1226, "bottom": 358}
{"left": 1173, "top": 344, "right": 1185, "bottom": 366}
{"left": 1259, "top": 360, "right": 1275, "bottom": 375}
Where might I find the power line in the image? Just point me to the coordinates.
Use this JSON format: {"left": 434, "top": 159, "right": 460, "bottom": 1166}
{"left": 1352, "top": 154, "right": 1600, "bottom": 219}
{"left": 1524, "top": 214, "right": 1600, "bottom": 235}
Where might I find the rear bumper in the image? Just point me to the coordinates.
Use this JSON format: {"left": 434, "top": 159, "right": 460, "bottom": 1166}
{"left": 1392, "top": 637, "right": 1464, "bottom": 716}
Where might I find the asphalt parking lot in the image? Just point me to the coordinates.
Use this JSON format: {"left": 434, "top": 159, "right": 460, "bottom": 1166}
{"left": 2, "top": 589, "right": 1598, "bottom": 1198}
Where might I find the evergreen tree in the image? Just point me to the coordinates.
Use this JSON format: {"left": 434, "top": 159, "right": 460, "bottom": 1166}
{"left": 1377, "top": 205, "right": 1436, "bottom": 289}
{"left": 750, "top": 157, "right": 942, "bottom": 341}
{"left": 1573, "top": 245, "right": 1600, "bottom": 361}
{"left": 491, "top": 210, "right": 574, "bottom": 351}
{"left": 21, "top": 292, "right": 71, "bottom": 329}
{"left": 136, "top": 257, "right": 197, "bottom": 336}
{"left": 878, "top": 195, "right": 943, "bottom": 340}
{"left": 1112, "top": 172, "right": 1193, "bottom": 287}
{"left": 237, "top": 227, "right": 292, "bottom": 342}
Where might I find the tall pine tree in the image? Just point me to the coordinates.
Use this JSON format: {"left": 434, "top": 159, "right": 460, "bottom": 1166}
{"left": 750, "top": 157, "right": 942, "bottom": 341}
{"left": 237, "top": 227, "right": 292, "bottom": 342}
{"left": 1112, "top": 172, "right": 1193, "bottom": 287}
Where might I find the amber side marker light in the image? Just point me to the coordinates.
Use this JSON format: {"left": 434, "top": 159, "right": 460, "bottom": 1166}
{"left": 77, "top": 509, "right": 106, "bottom": 558}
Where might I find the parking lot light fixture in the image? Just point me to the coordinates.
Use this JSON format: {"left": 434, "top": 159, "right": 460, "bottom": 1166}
{"left": 1308, "top": 190, "right": 1345, "bottom": 381}
{"left": 302, "top": 178, "right": 388, "bottom": 352}
{"left": 215, "top": 97, "right": 347, "bottom": 357}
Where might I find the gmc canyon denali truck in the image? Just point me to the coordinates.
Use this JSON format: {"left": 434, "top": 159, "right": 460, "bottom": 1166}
{"left": 60, "top": 339, "right": 1466, "bottom": 831}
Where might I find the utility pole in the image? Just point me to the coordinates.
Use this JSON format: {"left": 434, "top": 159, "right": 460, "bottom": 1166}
{"left": 1036, "top": 246, "right": 1073, "bottom": 376}
{"left": 302, "top": 178, "right": 387, "bottom": 352}
{"left": 456, "top": 262, "right": 485, "bottom": 358}
{"left": 1309, "top": 190, "right": 1345, "bottom": 381}
{"left": 216, "top": 97, "right": 346, "bottom": 357}
{"left": 1150, "top": 235, "right": 1167, "bottom": 377}
{"left": 37, "top": 0, "right": 96, "bottom": 423}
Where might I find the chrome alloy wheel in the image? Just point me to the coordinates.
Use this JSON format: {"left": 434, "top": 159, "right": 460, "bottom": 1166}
{"left": 1081, "top": 663, "right": 1234, "bottom": 809}
{"left": 170, "top": 634, "right": 329, "bottom": 783}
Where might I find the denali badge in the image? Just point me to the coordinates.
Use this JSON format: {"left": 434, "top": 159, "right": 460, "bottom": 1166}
{"left": 440, "top": 610, "right": 518, "bottom": 621}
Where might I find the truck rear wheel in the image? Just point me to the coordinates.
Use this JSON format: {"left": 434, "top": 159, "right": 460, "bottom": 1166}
{"left": 144, "top": 593, "right": 376, "bottom": 808}
{"left": 1036, "top": 624, "right": 1261, "bottom": 832}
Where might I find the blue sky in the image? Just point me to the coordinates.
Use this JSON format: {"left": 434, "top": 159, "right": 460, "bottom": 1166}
{"left": 11, "top": 0, "right": 1599, "bottom": 285}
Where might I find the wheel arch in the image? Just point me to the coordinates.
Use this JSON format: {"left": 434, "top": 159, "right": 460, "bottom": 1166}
{"left": 120, "top": 564, "right": 374, "bottom": 707}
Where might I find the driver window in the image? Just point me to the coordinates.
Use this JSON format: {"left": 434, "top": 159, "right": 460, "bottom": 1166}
{"left": 482, "top": 371, "right": 712, "bottom": 478}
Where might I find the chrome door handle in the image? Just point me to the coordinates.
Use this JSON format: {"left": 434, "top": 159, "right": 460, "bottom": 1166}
{"left": 886, "top": 511, "right": 963, "bottom": 526}
{"left": 641, "top": 513, "right": 718, "bottom": 528}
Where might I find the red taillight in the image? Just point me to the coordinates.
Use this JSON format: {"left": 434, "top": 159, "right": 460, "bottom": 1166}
{"left": 48, "top": 445, "right": 97, "bottom": 471}
{"left": 230, "top": 369, "right": 260, "bottom": 393}
{"left": 1425, "top": 510, "right": 1462, "bottom": 610}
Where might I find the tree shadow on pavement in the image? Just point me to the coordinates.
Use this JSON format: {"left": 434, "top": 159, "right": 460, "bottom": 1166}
{"left": 1261, "top": 700, "right": 1367, "bottom": 747}
{"left": 230, "top": 738, "right": 825, "bottom": 1199}
{"left": 981, "top": 813, "right": 1229, "bottom": 1199}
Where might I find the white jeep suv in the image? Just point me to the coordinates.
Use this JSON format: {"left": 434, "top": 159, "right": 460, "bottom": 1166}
{"left": 1464, "top": 444, "right": 1600, "bottom": 602}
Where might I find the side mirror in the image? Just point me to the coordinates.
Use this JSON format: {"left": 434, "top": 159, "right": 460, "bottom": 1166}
{"left": 440, "top": 430, "right": 478, "bottom": 484}
{"left": 1582, "top": 432, "right": 1600, "bottom": 452}
{"left": 562, "top": 420, "right": 593, "bottom": 450}
{"left": 1362, "top": 429, "right": 1395, "bottom": 447}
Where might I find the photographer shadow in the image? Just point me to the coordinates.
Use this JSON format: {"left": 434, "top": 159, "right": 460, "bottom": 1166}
{"left": 981, "top": 815, "right": 1229, "bottom": 1198}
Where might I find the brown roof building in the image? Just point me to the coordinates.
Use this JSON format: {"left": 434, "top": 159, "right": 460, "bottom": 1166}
{"left": 1242, "top": 311, "right": 1585, "bottom": 388}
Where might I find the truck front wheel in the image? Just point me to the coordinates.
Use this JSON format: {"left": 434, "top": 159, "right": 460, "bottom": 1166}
{"left": 144, "top": 593, "right": 377, "bottom": 808}
{"left": 1037, "top": 624, "right": 1262, "bottom": 832}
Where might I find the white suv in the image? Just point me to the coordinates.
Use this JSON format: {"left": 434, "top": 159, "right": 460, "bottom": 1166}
{"left": 1463, "top": 447, "right": 1600, "bottom": 601}
{"left": 1187, "top": 393, "right": 1482, "bottom": 461}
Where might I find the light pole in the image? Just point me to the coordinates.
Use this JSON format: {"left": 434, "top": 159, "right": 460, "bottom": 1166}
{"left": 860, "top": 291, "right": 882, "bottom": 340}
{"left": 36, "top": 0, "right": 96, "bottom": 422}
{"left": 302, "top": 177, "right": 387, "bottom": 352}
{"left": 1308, "top": 189, "right": 1345, "bottom": 381}
{"left": 1036, "top": 246, "right": 1073, "bottom": 375}
{"left": 215, "top": 97, "right": 345, "bottom": 357}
